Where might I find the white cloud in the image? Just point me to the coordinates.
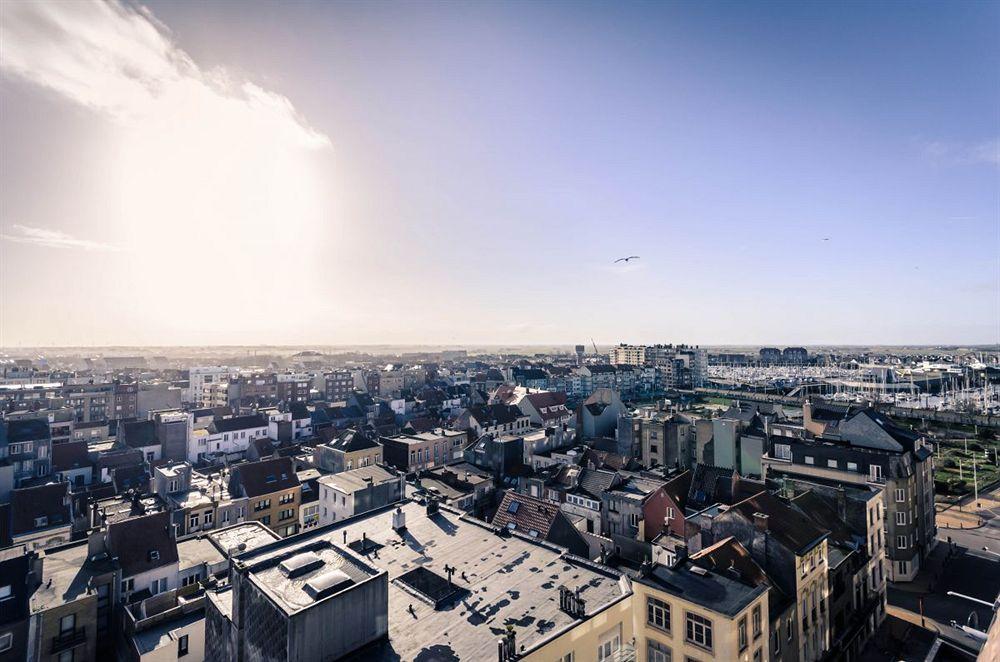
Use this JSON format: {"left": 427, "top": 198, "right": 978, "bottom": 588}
{"left": 1, "top": 224, "right": 121, "bottom": 251}
{"left": 920, "top": 138, "right": 1000, "bottom": 167}
{"left": 0, "top": 0, "right": 328, "bottom": 149}
{"left": 0, "top": 0, "right": 339, "bottom": 342}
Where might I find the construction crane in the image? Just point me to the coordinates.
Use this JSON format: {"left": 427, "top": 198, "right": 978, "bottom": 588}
{"left": 591, "top": 338, "right": 599, "bottom": 355}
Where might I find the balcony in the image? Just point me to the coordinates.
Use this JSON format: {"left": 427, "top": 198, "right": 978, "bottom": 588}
{"left": 51, "top": 627, "right": 86, "bottom": 654}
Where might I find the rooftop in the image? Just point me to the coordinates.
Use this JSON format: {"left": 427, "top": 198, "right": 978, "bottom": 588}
{"left": 207, "top": 522, "right": 281, "bottom": 557}
{"left": 631, "top": 559, "right": 767, "bottom": 618}
{"left": 228, "top": 500, "right": 630, "bottom": 661}
{"left": 30, "top": 541, "right": 116, "bottom": 613}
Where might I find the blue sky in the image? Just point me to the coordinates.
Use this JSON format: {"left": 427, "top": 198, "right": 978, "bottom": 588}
{"left": 1, "top": 0, "right": 997, "bottom": 346}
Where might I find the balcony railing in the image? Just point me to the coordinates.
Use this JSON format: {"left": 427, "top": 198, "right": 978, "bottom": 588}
{"left": 51, "top": 627, "right": 86, "bottom": 654}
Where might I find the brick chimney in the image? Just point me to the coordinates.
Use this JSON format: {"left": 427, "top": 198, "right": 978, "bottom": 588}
{"left": 753, "top": 512, "right": 769, "bottom": 532}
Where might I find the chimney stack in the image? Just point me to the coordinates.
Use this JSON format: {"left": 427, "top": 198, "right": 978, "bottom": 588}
{"left": 753, "top": 512, "right": 769, "bottom": 532}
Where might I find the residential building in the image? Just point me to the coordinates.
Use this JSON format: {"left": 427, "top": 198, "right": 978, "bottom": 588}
{"left": 312, "top": 428, "right": 382, "bottom": 473}
{"left": 10, "top": 482, "right": 74, "bottom": 550}
{"left": 762, "top": 400, "right": 936, "bottom": 582}
{"left": 228, "top": 457, "right": 302, "bottom": 537}
{"left": 380, "top": 428, "right": 466, "bottom": 473}
{"left": 317, "top": 465, "right": 405, "bottom": 525}
{"left": 324, "top": 370, "right": 354, "bottom": 403}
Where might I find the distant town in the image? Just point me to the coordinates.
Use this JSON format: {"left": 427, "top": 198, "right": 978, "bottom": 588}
{"left": 0, "top": 343, "right": 996, "bottom": 661}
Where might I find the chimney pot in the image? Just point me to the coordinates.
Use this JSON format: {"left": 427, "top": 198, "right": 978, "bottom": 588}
{"left": 753, "top": 512, "right": 769, "bottom": 531}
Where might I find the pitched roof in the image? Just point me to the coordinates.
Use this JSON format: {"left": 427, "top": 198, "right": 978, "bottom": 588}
{"left": 468, "top": 404, "right": 524, "bottom": 427}
{"left": 52, "top": 441, "right": 91, "bottom": 472}
{"left": 325, "top": 428, "right": 381, "bottom": 453}
{"left": 10, "top": 482, "right": 71, "bottom": 536}
{"left": 5, "top": 418, "right": 50, "bottom": 443}
{"left": 232, "top": 457, "right": 299, "bottom": 498}
{"left": 690, "top": 536, "right": 791, "bottom": 618}
{"left": 491, "top": 491, "right": 560, "bottom": 538}
{"left": 121, "top": 420, "right": 158, "bottom": 448}
{"left": 106, "top": 510, "right": 178, "bottom": 577}
{"left": 577, "top": 468, "right": 619, "bottom": 499}
{"left": 662, "top": 470, "right": 693, "bottom": 509}
{"left": 687, "top": 464, "right": 735, "bottom": 510}
{"left": 728, "top": 491, "right": 828, "bottom": 554}
{"left": 209, "top": 414, "right": 267, "bottom": 434}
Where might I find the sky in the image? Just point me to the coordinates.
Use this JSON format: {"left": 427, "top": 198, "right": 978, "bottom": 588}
{"left": 0, "top": 0, "right": 997, "bottom": 348}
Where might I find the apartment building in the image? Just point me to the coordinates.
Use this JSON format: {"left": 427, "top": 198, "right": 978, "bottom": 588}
{"left": 324, "top": 370, "right": 354, "bottom": 402}
{"left": 312, "top": 428, "right": 382, "bottom": 473}
{"left": 228, "top": 457, "right": 301, "bottom": 537}
{"left": 316, "top": 465, "right": 405, "bottom": 524}
{"left": 761, "top": 400, "right": 936, "bottom": 582}
{"left": 632, "top": 557, "right": 770, "bottom": 662}
{"left": 380, "top": 428, "right": 466, "bottom": 473}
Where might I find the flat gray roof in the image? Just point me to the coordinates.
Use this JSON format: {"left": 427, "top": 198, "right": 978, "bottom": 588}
{"left": 132, "top": 610, "right": 204, "bottom": 654}
{"left": 233, "top": 500, "right": 630, "bottom": 660}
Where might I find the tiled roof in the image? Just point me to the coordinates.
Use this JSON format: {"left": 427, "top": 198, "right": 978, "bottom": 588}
{"left": 10, "top": 482, "right": 71, "bottom": 536}
{"left": 231, "top": 457, "right": 299, "bottom": 498}
{"left": 729, "top": 491, "right": 828, "bottom": 554}
{"left": 491, "top": 491, "right": 559, "bottom": 538}
{"left": 106, "top": 510, "right": 178, "bottom": 577}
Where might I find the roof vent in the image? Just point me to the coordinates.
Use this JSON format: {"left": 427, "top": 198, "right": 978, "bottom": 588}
{"left": 689, "top": 565, "right": 709, "bottom": 576}
{"left": 279, "top": 551, "right": 324, "bottom": 578}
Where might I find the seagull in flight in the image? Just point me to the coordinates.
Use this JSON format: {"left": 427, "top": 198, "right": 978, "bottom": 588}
{"left": 822, "top": 237, "right": 830, "bottom": 241}
{"left": 615, "top": 255, "right": 640, "bottom": 263}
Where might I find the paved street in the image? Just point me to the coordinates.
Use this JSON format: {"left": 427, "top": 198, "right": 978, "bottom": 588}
{"left": 886, "top": 485, "right": 1000, "bottom": 655}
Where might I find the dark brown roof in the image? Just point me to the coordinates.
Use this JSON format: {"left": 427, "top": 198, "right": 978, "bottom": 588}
{"left": 231, "top": 457, "right": 299, "bottom": 498}
{"left": 10, "top": 482, "right": 71, "bottom": 536}
{"left": 491, "top": 491, "right": 559, "bottom": 537}
{"left": 729, "top": 491, "right": 828, "bottom": 554}
{"left": 662, "top": 470, "right": 693, "bottom": 509}
{"left": 106, "top": 510, "right": 178, "bottom": 577}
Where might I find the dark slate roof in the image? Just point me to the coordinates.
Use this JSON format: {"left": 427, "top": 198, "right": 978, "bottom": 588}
{"left": 690, "top": 536, "right": 791, "bottom": 619}
{"left": 96, "top": 448, "right": 144, "bottom": 470}
{"left": 326, "top": 405, "right": 365, "bottom": 421}
{"left": 326, "top": 429, "right": 381, "bottom": 453}
{"left": 52, "top": 441, "right": 91, "bottom": 472}
{"left": 5, "top": 418, "right": 50, "bottom": 443}
{"left": 10, "top": 482, "right": 71, "bottom": 536}
{"left": 587, "top": 364, "right": 618, "bottom": 374}
{"left": 106, "top": 511, "right": 178, "bottom": 577}
{"left": 289, "top": 402, "right": 309, "bottom": 420}
{"left": 632, "top": 558, "right": 767, "bottom": 618}
{"left": 468, "top": 404, "right": 525, "bottom": 427}
{"left": 113, "top": 465, "right": 150, "bottom": 493}
{"left": 231, "top": 457, "right": 299, "bottom": 498}
{"left": 121, "top": 420, "right": 158, "bottom": 448}
{"left": 729, "top": 491, "right": 829, "bottom": 554}
{"left": 209, "top": 414, "right": 267, "bottom": 434}
{"left": 577, "top": 468, "right": 619, "bottom": 499}
{"left": 491, "top": 491, "right": 560, "bottom": 537}
{"left": 687, "top": 464, "right": 735, "bottom": 510}
{"left": 251, "top": 437, "right": 275, "bottom": 458}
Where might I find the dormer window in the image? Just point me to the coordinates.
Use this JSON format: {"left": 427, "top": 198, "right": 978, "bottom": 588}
{"left": 149, "top": 550, "right": 160, "bottom": 561}
{"left": 34, "top": 516, "right": 48, "bottom": 528}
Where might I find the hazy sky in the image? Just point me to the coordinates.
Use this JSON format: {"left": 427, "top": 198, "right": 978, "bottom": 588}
{"left": 1, "top": 1, "right": 997, "bottom": 347}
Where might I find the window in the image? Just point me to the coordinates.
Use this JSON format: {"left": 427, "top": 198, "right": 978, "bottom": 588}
{"left": 179, "top": 634, "right": 189, "bottom": 657}
{"left": 190, "top": 514, "right": 200, "bottom": 529}
{"left": 786, "top": 617, "right": 793, "bottom": 642}
{"left": 897, "top": 535, "right": 908, "bottom": 549}
{"left": 804, "top": 456, "right": 814, "bottom": 465}
{"left": 261, "top": 515, "right": 271, "bottom": 525}
{"left": 279, "top": 492, "right": 295, "bottom": 505}
{"left": 753, "top": 648, "right": 761, "bottom": 662}
{"left": 869, "top": 465, "right": 883, "bottom": 481}
{"left": 647, "top": 597, "right": 671, "bottom": 632}
{"left": 773, "top": 628, "right": 781, "bottom": 655}
{"left": 895, "top": 512, "right": 906, "bottom": 526}
{"left": 898, "top": 560, "right": 909, "bottom": 575}
{"left": 895, "top": 489, "right": 905, "bottom": 503}
{"left": 0, "top": 585, "right": 10, "bottom": 600}
{"left": 628, "top": 513, "right": 639, "bottom": 528}
{"left": 279, "top": 508, "right": 294, "bottom": 521}
{"left": 827, "top": 459, "right": 838, "bottom": 468}
{"left": 738, "top": 616, "right": 748, "bottom": 651}
{"left": 59, "top": 613, "right": 75, "bottom": 633}
{"left": 597, "top": 629, "right": 621, "bottom": 662}
{"left": 204, "top": 511, "right": 213, "bottom": 525}
{"left": 558, "top": 654, "right": 574, "bottom": 662}
{"left": 151, "top": 578, "right": 167, "bottom": 595}
{"left": 847, "top": 462, "right": 858, "bottom": 472}
{"left": 58, "top": 651, "right": 73, "bottom": 662}
{"left": 752, "top": 605, "right": 762, "bottom": 638}
{"left": 685, "top": 612, "right": 713, "bottom": 650}
{"left": 0, "top": 632, "right": 11, "bottom": 653}
{"left": 648, "top": 639, "right": 672, "bottom": 662}
{"left": 122, "top": 578, "right": 134, "bottom": 593}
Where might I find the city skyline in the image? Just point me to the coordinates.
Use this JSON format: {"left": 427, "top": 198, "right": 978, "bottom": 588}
{"left": 1, "top": 0, "right": 998, "bottom": 347}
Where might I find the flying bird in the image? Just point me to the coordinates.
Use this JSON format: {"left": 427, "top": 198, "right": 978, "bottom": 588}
{"left": 614, "top": 256, "right": 640, "bottom": 263}
{"left": 822, "top": 238, "right": 830, "bottom": 241}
